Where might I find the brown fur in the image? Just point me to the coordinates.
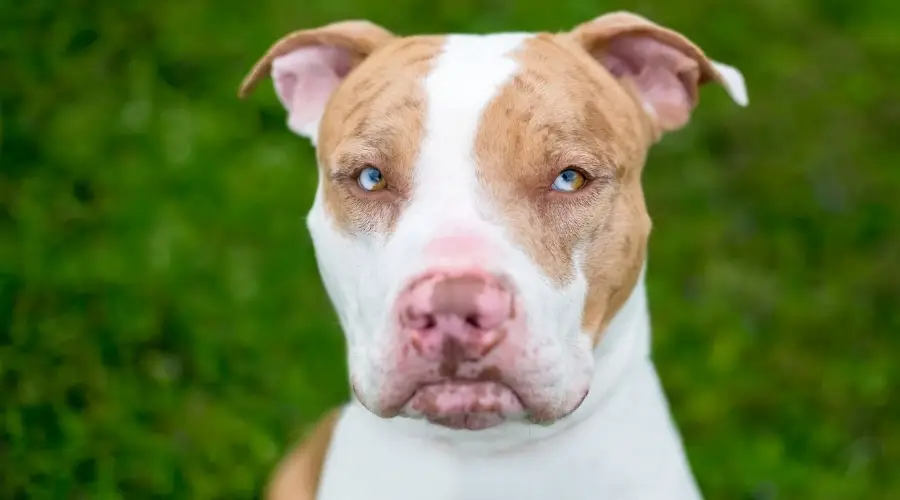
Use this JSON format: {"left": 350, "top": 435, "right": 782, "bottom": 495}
{"left": 265, "top": 409, "right": 342, "bottom": 500}
{"left": 316, "top": 36, "right": 444, "bottom": 234}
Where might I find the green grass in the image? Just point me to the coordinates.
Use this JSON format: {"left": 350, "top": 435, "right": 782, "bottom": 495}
{"left": 2, "top": 0, "right": 898, "bottom": 498}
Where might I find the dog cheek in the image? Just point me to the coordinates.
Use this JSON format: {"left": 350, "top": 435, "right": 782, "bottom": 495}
{"left": 347, "top": 347, "right": 386, "bottom": 408}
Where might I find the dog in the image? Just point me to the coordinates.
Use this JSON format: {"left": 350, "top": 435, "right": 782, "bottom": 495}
{"left": 239, "top": 10, "right": 747, "bottom": 500}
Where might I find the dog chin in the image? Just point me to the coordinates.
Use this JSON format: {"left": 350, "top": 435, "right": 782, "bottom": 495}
{"left": 400, "top": 380, "right": 526, "bottom": 430}
{"left": 394, "top": 380, "right": 591, "bottom": 431}
{"left": 349, "top": 359, "right": 593, "bottom": 430}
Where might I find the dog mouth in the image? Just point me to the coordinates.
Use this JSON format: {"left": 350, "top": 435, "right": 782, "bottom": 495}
{"left": 403, "top": 380, "right": 526, "bottom": 430}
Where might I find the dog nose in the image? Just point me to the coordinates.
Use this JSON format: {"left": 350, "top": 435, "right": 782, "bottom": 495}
{"left": 397, "top": 272, "right": 513, "bottom": 359}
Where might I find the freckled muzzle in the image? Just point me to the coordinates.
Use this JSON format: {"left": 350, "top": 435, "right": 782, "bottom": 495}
{"left": 406, "top": 380, "right": 525, "bottom": 430}
{"left": 371, "top": 269, "right": 542, "bottom": 430}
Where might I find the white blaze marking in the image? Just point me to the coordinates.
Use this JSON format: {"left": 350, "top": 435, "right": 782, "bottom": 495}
{"left": 408, "top": 33, "right": 533, "bottom": 229}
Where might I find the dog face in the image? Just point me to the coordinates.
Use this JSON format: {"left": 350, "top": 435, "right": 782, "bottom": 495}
{"left": 240, "top": 12, "right": 746, "bottom": 430}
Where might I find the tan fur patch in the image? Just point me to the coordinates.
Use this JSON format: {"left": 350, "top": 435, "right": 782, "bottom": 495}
{"left": 474, "top": 34, "right": 655, "bottom": 345}
{"left": 266, "top": 408, "right": 342, "bottom": 500}
{"left": 315, "top": 37, "right": 445, "bottom": 235}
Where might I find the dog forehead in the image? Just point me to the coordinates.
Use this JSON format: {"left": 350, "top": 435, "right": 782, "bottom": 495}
{"left": 397, "top": 32, "right": 635, "bottom": 185}
{"left": 417, "top": 32, "right": 619, "bottom": 161}
{"left": 325, "top": 32, "right": 576, "bottom": 158}
{"left": 317, "top": 33, "right": 533, "bottom": 178}
{"left": 412, "top": 33, "right": 535, "bottom": 199}
{"left": 422, "top": 32, "right": 534, "bottom": 130}
{"left": 321, "top": 31, "right": 626, "bottom": 173}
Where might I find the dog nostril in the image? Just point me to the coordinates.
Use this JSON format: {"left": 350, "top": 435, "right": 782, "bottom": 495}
{"left": 400, "top": 272, "right": 514, "bottom": 334}
{"left": 403, "top": 307, "right": 437, "bottom": 330}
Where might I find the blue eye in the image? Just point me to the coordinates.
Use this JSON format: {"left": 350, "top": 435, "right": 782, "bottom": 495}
{"left": 357, "top": 166, "right": 386, "bottom": 191}
{"left": 551, "top": 168, "right": 587, "bottom": 192}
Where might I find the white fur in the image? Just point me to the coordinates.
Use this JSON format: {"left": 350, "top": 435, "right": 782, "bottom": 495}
{"left": 710, "top": 60, "right": 749, "bottom": 107}
{"left": 315, "top": 275, "right": 703, "bottom": 500}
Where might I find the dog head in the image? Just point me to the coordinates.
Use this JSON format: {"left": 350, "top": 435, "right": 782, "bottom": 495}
{"left": 240, "top": 12, "right": 747, "bottom": 431}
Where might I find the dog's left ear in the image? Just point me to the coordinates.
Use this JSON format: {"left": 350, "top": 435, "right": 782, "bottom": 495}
{"left": 569, "top": 11, "right": 748, "bottom": 134}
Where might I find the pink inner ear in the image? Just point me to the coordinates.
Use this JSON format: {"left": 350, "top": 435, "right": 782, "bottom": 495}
{"left": 271, "top": 46, "right": 353, "bottom": 138}
{"left": 602, "top": 36, "right": 700, "bottom": 131}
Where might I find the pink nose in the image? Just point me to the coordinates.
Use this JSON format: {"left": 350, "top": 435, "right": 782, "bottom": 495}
{"left": 397, "top": 271, "right": 513, "bottom": 361}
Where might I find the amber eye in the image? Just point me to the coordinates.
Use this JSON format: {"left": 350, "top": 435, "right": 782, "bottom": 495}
{"left": 551, "top": 168, "right": 587, "bottom": 192}
{"left": 357, "top": 165, "right": 387, "bottom": 191}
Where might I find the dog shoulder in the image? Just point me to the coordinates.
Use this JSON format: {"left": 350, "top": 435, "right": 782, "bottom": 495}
{"left": 266, "top": 407, "right": 343, "bottom": 500}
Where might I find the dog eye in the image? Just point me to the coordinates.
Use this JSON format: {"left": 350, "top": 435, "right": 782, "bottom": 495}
{"left": 357, "top": 165, "right": 387, "bottom": 191}
{"left": 551, "top": 168, "right": 587, "bottom": 192}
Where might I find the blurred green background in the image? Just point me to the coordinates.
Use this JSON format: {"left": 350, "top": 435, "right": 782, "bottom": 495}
{"left": 2, "top": 0, "right": 898, "bottom": 498}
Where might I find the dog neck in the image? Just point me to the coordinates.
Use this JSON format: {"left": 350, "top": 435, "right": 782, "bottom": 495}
{"left": 357, "top": 262, "right": 653, "bottom": 455}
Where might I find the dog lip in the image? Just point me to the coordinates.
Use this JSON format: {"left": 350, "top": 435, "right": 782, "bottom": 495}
{"left": 401, "top": 379, "right": 526, "bottom": 429}
{"left": 398, "top": 376, "right": 523, "bottom": 402}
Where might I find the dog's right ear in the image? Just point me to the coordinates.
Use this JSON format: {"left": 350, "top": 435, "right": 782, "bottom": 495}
{"left": 238, "top": 20, "right": 395, "bottom": 143}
